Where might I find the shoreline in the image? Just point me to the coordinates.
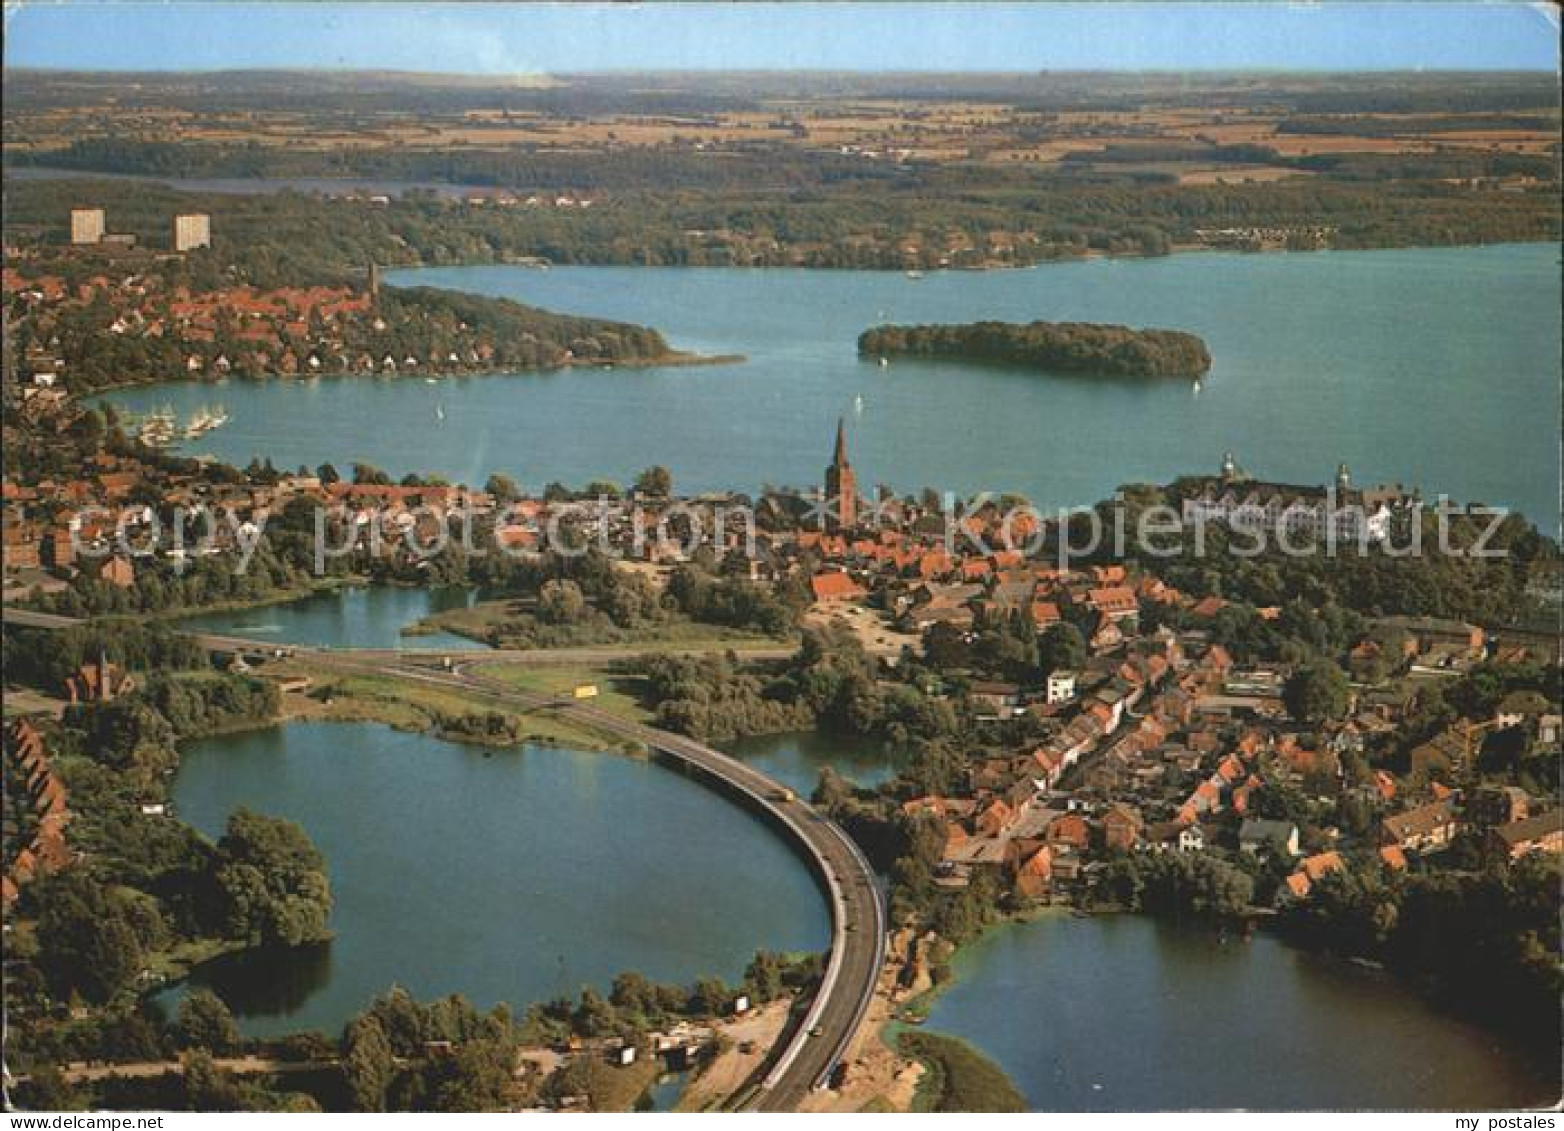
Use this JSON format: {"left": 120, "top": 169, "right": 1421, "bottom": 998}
{"left": 890, "top": 903, "right": 1562, "bottom": 1110}
{"left": 347, "top": 236, "right": 1563, "bottom": 281}
{"left": 145, "top": 576, "right": 360, "bottom": 624}
{"left": 6, "top": 162, "right": 1554, "bottom": 267}
{"left": 872, "top": 905, "right": 1072, "bottom": 1110}
{"left": 81, "top": 349, "right": 747, "bottom": 402}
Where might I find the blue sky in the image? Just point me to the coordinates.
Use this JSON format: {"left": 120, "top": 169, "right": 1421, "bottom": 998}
{"left": 3, "top": 2, "right": 1558, "bottom": 73}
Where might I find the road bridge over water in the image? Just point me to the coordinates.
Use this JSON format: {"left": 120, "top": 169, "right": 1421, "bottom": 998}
{"left": 2, "top": 607, "right": 886, "bottom": 1111}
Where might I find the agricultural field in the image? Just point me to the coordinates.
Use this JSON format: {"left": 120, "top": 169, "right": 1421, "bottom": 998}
{"left": 5, "top": 70, "right": 1557, "bottom": 184}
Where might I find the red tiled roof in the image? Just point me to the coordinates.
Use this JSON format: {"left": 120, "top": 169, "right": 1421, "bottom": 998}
{"left": 1378, "top": 846, "right": 1408, "bottom": 871}
{"left": 810, "top": 571, "right": 866, "bottom": 602}
{"left": 1087, "top": 586, "right": 1138, "bottom": 613}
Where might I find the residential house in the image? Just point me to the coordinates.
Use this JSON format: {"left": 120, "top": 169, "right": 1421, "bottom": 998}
{"left": 1045, "top": 670, "right": 1077, "bottom": 706}
{"left": 1378, "top": 615, "right": 1485, "bottom": 657}
{"left": 970, "top": 681, "right": 1022, "bottom": 719}
{"left": 1238, "top": 818, "right": 1301, "bottom": 858}
{"left": 1282, "top": 851, "right": 1346, "bottom": 901}
{"left": 1011, "top": 843, "right": 1053, "bottom": 900}
{"left": 1488, "top": 810, "right": 1562, "bottom": 860}
{"left": 1100, "top": 803, "right": 1143, "bottom": 851}
{"left": 1379, "top": 798, "right": 1458, "bottom": 853}
{"left": 1146, "top": 821, "right": 1206, "bottom": 853}
{"left": 1045, "top": 812, "right": 1091, "bottom": 852}
{"left": 1085, "top": 586, "right": 1140, "bottom": 626}
{"left": 1494, "top": 691, "right": 1552, "bottom": 731}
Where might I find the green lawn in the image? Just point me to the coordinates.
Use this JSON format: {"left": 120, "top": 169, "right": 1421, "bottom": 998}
{"left": 2, "top": 687, "right": 65, "bottom": 718}
{"left": 899, "top": 1030, "right": 1027, "bottom": 1113}
{"left": 284, "top": 662, "right": 643, "bottom": 754}
{"left": 469, "top": 663, "right": 653, "bottom": 724}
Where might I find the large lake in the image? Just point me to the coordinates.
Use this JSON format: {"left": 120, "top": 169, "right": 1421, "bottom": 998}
{"left": 924, "top": 914, "right": 1559, "bottom": 1110}
{"left": 101, "top": 245, "right": 1560, "bottom": 532}
{"left": 161, "top": 722, "right": 829, "bottom": 1037}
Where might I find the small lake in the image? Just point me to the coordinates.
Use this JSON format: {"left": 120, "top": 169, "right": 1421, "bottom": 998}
{"left": 99, "top": 245, "right": 1561, "bottom": 532}
{"left": 644, "top": 1070, "right": 690, "bottom": 1112}
{"left": 727, "top": 730, "right": 901, "bottom": 800}
{"left": 173, "top": 585, "right": 488, "bottom": 651}
{"left": 160, "top": 722, "right": 829, "bottom": 1037}
{"left": 924, "top": 914, "right": 1559, "bottom": 1110}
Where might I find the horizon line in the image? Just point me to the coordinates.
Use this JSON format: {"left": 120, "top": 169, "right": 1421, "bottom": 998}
{"left": 6, "top": 64, "right": 1560, "bottom": 77}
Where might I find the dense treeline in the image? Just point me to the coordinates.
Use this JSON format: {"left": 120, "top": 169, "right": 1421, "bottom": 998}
{"left": 1277, "top": 113, "right": 1558, "bottom": 136}
{"left": 16, "top": 132, "right": 1558, "bottom": 189}
{"left": 636, "top": 624, "right": 958, "bottom": 744}
{"left": 35, "top": 551, "right": 317, "bottom": 618}
{"left": 1278, "top": 856, "right": 1562, "bottom": 1052}
{"left": 11, "top": 948, "right": 822, "bottom": 1111}
{"left": 6, "top": 619, "right": 209, "bottom": 691}
{"left": 1093, "top": 852, "right": 1256, "bottom": 919}
{"left": 1292, "top": 150, "right": 1554, "bottom": 182}
{"left": 13, "top": 138, "right": 896, "bottom": 193}
{"left": 376, "top": 286, "right": 672, "bottom": 367}
{"left": 4, "top": 628, "right": 334, "bottom": 1084}
{"left": 5, "top": 167, "right": 1557, "bottom": 284}
{"left": 1133, "top": 493, "right": 1553, "bottom": 628}
{"left": 5, "top": 68, "right": 1555, "bottom": 118}
{"left": 14, "top": 803, "right": 327, "bottom": 1003}
{"left": 399, "top": 548, "right": 802, "bottom": 649}
{"left": 859, "top": 320, "right": 1212, "bottom": 378}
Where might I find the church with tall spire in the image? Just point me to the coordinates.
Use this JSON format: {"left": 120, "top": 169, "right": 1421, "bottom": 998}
{"left": 824, "top": 417, "right": 857, "bottom": 532}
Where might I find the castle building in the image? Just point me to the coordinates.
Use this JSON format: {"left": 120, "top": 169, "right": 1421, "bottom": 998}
{"left": 1180, "top": 453, "right": 1409, "bottom": 543}
{"left": 824, "top": 417, "right": 858, "bottom": 531}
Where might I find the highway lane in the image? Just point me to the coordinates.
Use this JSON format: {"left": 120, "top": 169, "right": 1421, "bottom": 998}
{"left": 2, "top": 608, "right": 887, "bottom": 1111}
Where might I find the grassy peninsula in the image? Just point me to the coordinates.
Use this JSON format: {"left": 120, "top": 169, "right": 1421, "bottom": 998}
{"left": 898, "top": 1031, "right": 1027, "bottom": 1112}
{"left": 859, "top": 320, "right": 1213, "bottom": 378}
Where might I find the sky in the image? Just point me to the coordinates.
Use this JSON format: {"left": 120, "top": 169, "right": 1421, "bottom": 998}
{"left": 2, "top": 2, "right": 1559, "bottom": 74}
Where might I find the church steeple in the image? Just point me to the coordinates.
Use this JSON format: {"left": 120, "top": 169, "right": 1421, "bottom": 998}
{"left": 824, "top": 417, "right": 857, "bottom": 532}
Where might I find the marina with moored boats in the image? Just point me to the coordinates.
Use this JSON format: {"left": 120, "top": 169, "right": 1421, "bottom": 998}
{"left": 126, "top": 402, "right": 229, "bottom": 448}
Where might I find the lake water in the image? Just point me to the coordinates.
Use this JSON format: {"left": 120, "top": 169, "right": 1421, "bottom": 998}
{"left": 644, "top": 1070, "right": 690, "bottom": 1112}
{"left": 173, "top": 585, "right": 488, "bottom": 651}
{"left": 727, "top": 730, "right": 901, "bottom": 800}
{"left": 923, "top": 914, "right": 1559, "bottom": 1110}
{"left": 160, "top": 722, "right": 829, "bottom": 1037}
{"left": 155, "top": 724, "right": 1557, "bottom": 1106}
{"left": 99, "top": 245, "right": 1560, "bottom": 532}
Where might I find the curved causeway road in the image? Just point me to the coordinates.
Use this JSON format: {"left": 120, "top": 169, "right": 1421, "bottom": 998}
{"left": 556, "top": 696, "right": 887, "bottom": 1111}
{"left": 388, "top": 661, "right": 888, "bottom": 1111}
{"left": 1, "top": 609, "right": 887, "bottom": 1111}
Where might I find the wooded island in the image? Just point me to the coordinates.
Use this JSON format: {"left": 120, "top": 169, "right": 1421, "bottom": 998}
{"left": 859, "top": 320, "right": 1213, "bottom": 378}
